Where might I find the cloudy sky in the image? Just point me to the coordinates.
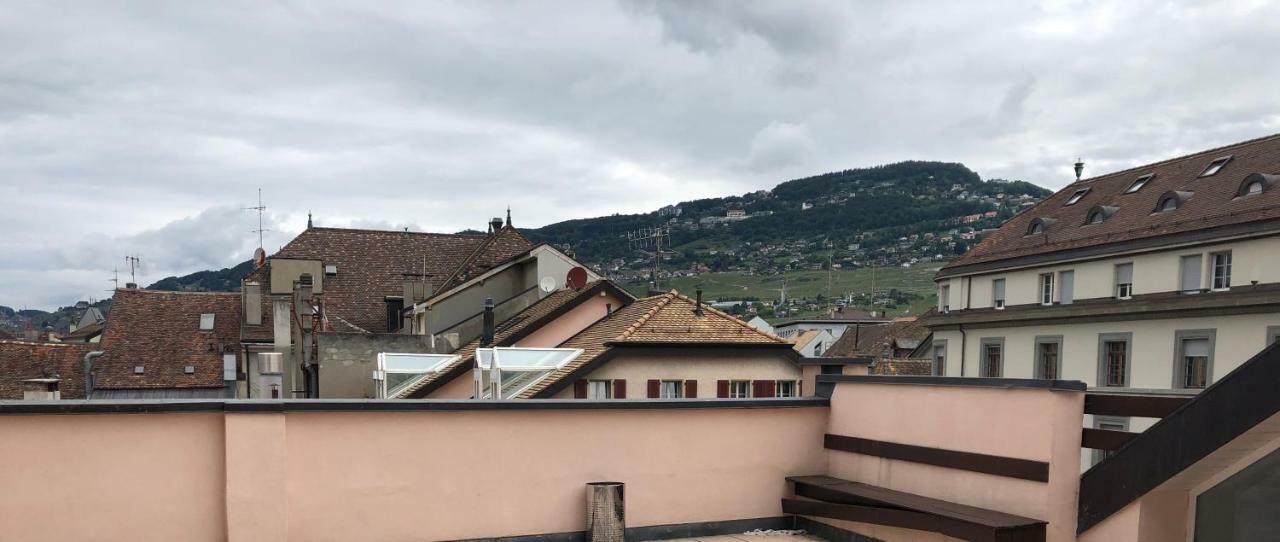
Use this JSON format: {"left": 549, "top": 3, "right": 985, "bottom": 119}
{"left": 2, "top": 1, "right": 1278, "bottom": 310}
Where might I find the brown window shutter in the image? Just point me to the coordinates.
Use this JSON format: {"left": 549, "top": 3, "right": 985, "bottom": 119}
{"left": 613, "top": 379, "right": 626, "bottom": 399}
{"left": 573, "top": 379, "right": 588, "bottom": 399}
{"left": 647, "top": 379, "right": 660, "bottom": 398}
{"left": 717, "top": 380, "right": 730, "bottom": 398}
{"left": 760, "top": 380, "right": 777, "bottom": 397}
{"left": 684, "top": 380, "right": 697, "bottom": 398}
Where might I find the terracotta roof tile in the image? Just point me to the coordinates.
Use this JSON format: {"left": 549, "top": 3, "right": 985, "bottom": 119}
{"left": 96, "top": 289, "right": 241, "bottom": 389}
{"left": 0, "top": 340, "right": 94, "bottom": 399}
{"left": 945, "top": 133, "right": 1280, "bottom": 272}
{"left": 824, "top": 317, "right": 926, "bottom": 358}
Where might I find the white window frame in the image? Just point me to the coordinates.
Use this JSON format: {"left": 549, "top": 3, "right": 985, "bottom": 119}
{"left": 1065, "top": 188, "right": 1090, "bottom": 206}
{"left": 729, "top": 380, "right": 751, "bottom": 398}
{"left": 1200, "top": 156, "right": 1232, "bottom": 177}
{"left": 376, "top": 352, "right": 458, "bottom": 399}
{"left": 1115, "top": 263, "right": 1134, "bottom": 300}
{"left": 659, "top": 380, "right": 684, "bottom": 399}
{"left": 1125, "top": 174, "right": 1154, "bottom": 194}
{"left": 775, "top": 380, "right": 798, "bottom": 398}
{"left": 1039, "top": 273, "right": 1055, "bottom": 306}
{"left": 586, "top": 379, "right": 613, "bottom": 399}
{"left": 1211, "top": 251, "right": 1232, "bottom": 291}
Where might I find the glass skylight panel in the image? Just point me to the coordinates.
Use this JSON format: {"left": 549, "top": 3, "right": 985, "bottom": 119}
{"left": 1125, "top": 174, "right": 1154, "bottom": 193}
{"left": 375, "top": 353, "right": 457, "bottom": 398}
{"left": 1064, "top": 188, "right": 1090, "bottom": 206}
{"left": 1200, "top": 156, "right": 1232, "bottom": 177}
{"left": 474, "top": 347, "right": 583, "bottom": 399}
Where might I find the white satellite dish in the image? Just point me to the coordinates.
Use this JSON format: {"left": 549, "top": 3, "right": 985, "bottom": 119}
{"left": 539, "top": 276, "right": 557, "bottom": 293}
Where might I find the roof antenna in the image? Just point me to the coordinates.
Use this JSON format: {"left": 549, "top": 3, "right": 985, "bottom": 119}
{"left": 1074, "top": 157, "right": 1085, "bottom": 182}
{"left": 505, "top": 206, "right": 512, "bottom": 227}
{"left": 245, "top": 188, "right": 269, "bottom": 249}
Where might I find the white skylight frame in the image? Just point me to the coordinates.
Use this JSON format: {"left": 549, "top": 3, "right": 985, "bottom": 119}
{"left": 199, "top": 313, "right": 215, "bottom": 330}
{"left": 1125, "top": 174, "right": 1154, "bottom": 194}
{"left": 375, "top": 352, "right": 458, "bottom": 399}
{"left": 474, "top": 347, "right": 584, "bottom": 400}
{"left": 1064, "top": 188, "right": 1090, "bottom": 206}
{"left": 1199, "top": 156, "right": 1233, "bottom": 178}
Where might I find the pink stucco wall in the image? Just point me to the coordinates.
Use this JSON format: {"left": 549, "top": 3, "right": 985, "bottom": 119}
{"left": 514, "top": 291, "right": 623, "bottom": 348}
{"left": 0, "top": 404, "right": 827, "bottom": 542}
{"left": 816, "top": 381, "right": 1084, "bottom": 542}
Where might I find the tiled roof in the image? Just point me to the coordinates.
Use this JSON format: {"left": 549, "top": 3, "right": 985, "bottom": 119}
{"left": 60, "top": 321, "right": 105, "bottom": 342}
{"left": 870, "top": 359, "right": 933, "bottom": 376}
{"left": 96, "top": 289, "right": 241, "bottom": 389}
{"left": 268, "top": 227, "right": 530, "bottom": 334}
{"left": 945, "top": 133, "right": 1280, "bottom": 273}
{"left": 431, "top": 226, "right": 535, "bottom": 297}
{"left": 791, "top": 329, "right": 824, "bottom": 351}
{"left": 0, "top": 340, "right": 94, "bottom": 399}
{"left": 396, "top": 280, "right": 633, "bottom": 398}
{"left": 517, "top": 291, "right": 788, "bottom": 398}
{"left": 824, "top": 317, "right": 924, "bottom": 358}
{"left": 240, "top": 264, "right": 274, "bottom": 342}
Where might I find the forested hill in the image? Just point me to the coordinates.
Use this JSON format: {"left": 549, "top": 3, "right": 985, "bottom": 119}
{"left": 525, "top": 161, "right": 1050, "bottom": 265}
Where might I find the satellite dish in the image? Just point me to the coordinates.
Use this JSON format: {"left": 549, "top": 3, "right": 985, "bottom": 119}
{"left": 539, "top": 276, "right": 556, "bottom": 293}
{"left": 566, "top": 267, "right": 588, "bottom": 290}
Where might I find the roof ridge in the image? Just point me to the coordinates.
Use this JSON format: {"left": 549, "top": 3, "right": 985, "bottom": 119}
{"left": 665, "top": 290, "right": 788, "bottom": 342}
{"left": 0, "top": 340, "right": 88, "bottom": 348}
{"left": 115, "top": 289, "right": 240, "bottom": 296}
{"left": 615, "top": 292, "right": 676, "bottom": 342}
{"left": 305, "top": 226, "right": 488, "bottom": 238}
{"left": 1073, "top": 132, "right": 1280, "bottom": 186}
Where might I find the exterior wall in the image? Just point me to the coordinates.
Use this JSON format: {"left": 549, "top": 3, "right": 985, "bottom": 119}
{"left": 428, "top": 369, "right": 476, "bottom": 398}
{"left": 269, "top": 258, "right": 323, "bottom": 294}
{"left": 800, "top": 364, "right": 868, "bottom": 395}
{"left": 316, "top": 332, "right": 437, "bottom": 398}
{"left": 0, "top": 404, "right": 827, "bottom": 542}
{"left": 817, "top": 380, "right": 1084, "bottom": 542}
{"left": 424, "top": 260, "right": 534, "bottom": 345}
{"left": 1078, "top": 500, "right": 1140, "bottom": 542}
{"left": 550, "top": 349, "right": 803, "bottom": 398}
{"left": 792, "top": 329, "right": 834, "bottom": 358}
{"left": 942, "top": 236, "right": 1280, "bottom": 310}
{"left": 514, "top": 292, "right": 623, "bottom": 348}
{"left": 0, "top": 413, "right": 228, "bottom": 542}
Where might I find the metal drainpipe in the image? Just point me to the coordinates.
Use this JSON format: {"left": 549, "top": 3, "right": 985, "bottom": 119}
{"left": 83, "top": 351, "right": 104, "bottom": 399}
{"left": 959, "top": 324, "right": 967, "bottom": 377}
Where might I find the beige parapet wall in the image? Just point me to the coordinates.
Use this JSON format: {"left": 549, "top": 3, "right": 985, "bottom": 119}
{"left": 809, "top": 377, "right": 1085, "bottom": 542}
{"left": 0, "top": 401, "right": 828, "bottom": 542}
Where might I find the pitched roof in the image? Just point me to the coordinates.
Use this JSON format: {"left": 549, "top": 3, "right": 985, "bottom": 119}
{"left": 268, "top": 226, "right": 531, "bottom": 333}
{"left": 824, "top": 317, "right": 924, "bottom": 358}
{"left": 517, "top": 291, "right": 789, "bottom": 398}
{"left": 0, "top": 340, "right": 94, "bottom": 399}
{"left": 774, "top": 308, "right": 889, "bottom": 327}
{"left": 60, "top": 321, "right": 105, "bottom": 342}
{"left": 430, "top": 226, "right": 535, "bottom": 297}
{"left": 396, "top": 280, "right": 634, "bottom": 398}
{"left": 96, "top": 289, "right": 241, "bottom": 389}
{"left": 943, "top": 133, "right": 1280, "bottom": 276}
{"left": 792, "top": 329, "right": 825, "bottom": 351}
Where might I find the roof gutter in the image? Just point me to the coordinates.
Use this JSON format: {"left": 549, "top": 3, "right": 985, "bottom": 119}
{"left": 83, "top": 351, "right": 104, "bottom": 399}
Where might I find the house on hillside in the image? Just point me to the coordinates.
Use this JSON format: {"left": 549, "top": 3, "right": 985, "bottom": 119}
{"left": 924, "top": 133, "right": 1280, "bottom": 468}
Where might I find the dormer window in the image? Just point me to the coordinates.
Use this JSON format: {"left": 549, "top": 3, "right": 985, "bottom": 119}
{"left": 1027, "top": 220, "right": 1045, "bottom": 235}
{"left": 199, "top": 313, "right": 215, "bottom": 330}
{"left": 1064, "top": 188, "right": 1091, "bottom": 206}
{"left": 1236, "top": 173, "right": 1278, "bottom": 198}
{"left": 1125, "top": 174, "right": 1154, "bottom": 194}
{"left": 1084, "top": 205, "right": 1117, "bottom": 226}
{"left": 1200, "top": 156, "right": 1232, "bottom": 177}
{"left": 1155, "top": 191, "right": 1191, "bottom": 213}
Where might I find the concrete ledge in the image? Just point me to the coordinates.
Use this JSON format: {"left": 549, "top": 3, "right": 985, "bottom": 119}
{"left": 455, "top": 516, "right": 809, "bottom": 542}
{"left": 816, "top": 374, "right": 1086, "bottom": 394}
{"left": 0, "top": 397, "right": 831, "bottom": 415}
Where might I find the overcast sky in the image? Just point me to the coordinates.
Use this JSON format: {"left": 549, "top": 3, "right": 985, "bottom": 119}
{"left": 2, "top": 1, "right": 1278, "bottom": 310}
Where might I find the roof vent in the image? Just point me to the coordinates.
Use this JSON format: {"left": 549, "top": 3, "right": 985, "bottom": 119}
{"left": 184, "top": 366, "right": 195, "bottom": 374}
{"left": 133, "top": 366, "right": 144, "bottom": 374}
{"left": 489, "top": 217, "right": 504, "bottom": 234}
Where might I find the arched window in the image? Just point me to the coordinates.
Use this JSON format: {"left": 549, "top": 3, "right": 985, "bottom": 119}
{"left": 1084, "top": 205, "right": 1117, "bottom": 225}
{"left": 1154, "top": 191, "right": 1191, "bottom": 213}
{"left": 1158, "top": 197, "right": 1179, "bottom": 212}
{"left": 1088, "top": 210, "right": 1105, "bottom": 224}
{"left": 1246, "top": 181, "right": 1264, "bottom": 195}
{"left": 1027, "top": 220, "right": 1045, "bottom": 235}
{"left": 1237, "top": 173, "right": 1278, "bottom": 198}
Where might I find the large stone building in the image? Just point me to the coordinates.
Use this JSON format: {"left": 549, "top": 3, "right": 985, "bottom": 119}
{"left": 924, "top": 133, "right": 1280, "bottom": 457}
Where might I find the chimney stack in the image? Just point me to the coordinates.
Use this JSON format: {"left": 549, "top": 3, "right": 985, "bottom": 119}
{"left": 693, "top": 289, "right": 705, "bottom": 317}
{"left": 125, "top": 282, "right": 138, "bottom": 289}
{"left": 1074, "top": 158, "right": 1085, "bottom": 182}
{"left": 489, "top": 217, "right": 504, "bottom": 234}
{"left": 480, "top": 297, "right": 495, "bottom": 346}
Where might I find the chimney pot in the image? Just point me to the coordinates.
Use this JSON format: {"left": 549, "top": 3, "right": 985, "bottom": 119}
{"left": 125, "top": 282, "right": 138, "bottom": 289}
{"left": 693, "top": 289, "right": 705, "bottom": 317}
{"left": 480, "top": 297, "right": 495, "bottom": 346}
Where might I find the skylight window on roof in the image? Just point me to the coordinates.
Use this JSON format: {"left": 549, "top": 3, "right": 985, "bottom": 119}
{"left": 1125, "top": 174, "right": 1154, "bottom": 194}
{"left": 1064, "top": 188, "right": 1090, "bottom": 206}
{"left": 374, "top": 353, "right": 457, "bottom": 398}
{"left": 1200, "top": 156, "right": 1232, "bottom": 177}
{"left": 474, "top": 347, "right": 583, "bottom": 399}
{"left": 199, "top": 313, "right": 215, "bottom": 330}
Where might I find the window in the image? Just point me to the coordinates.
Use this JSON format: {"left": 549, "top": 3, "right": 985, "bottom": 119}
{"left": 939, "top": 284, "right": 950, "bottom": 312}
{"left": 184, "top": 365, "right": 196, "bottom": 374}
{"left": 324, "top": 264, "right": 338, "bottom": 276}
{"left": 1125, "top": 174, "right": 1154, "bottom": 194}
{"left": 1115, "top": 263, "right": 1134, "bottom": 299}
{"left": 992, "top": 279, "right": 1006, "bottom": 309}
{"left": 1268, "top": 326, "right": 1280, "bottom": 347}
{"left": 586, "top": 380, "right": 613, "bottom": 399}
{"left": 1237, "top": 173, "right": 1275, "bottom": 197}
{"left": 981, "top": 338, "right": 1003, "bottom": 377}
{"left": 1039, "top": 273, "right": 1055, "bottom": 305}
{"left": 1156, "top": 195, "right": 1181, "bottom": 212}
{"left": 1035, "top": 336, "right": 1062, "bottom": 380}
{"left": 1195, "top": 446, "right": 1280, "bottom": 540}
{"left": 1059, "top": 270, "right": 1075, "bottom": 305}
{"left": 932, "top": 340, "right": 947, "bottom": 376}
{"left": 199, "top": 313, "right": 215, "bottom": 330}
{"left": 474, "top": 347, "right": 583, "bottom": 400}
{"left": 1244, "top": 180, "right": 1264, "bottom": 196}
{"left": 729, "top": 380, "right": 751, "bottom": 398}
{"left": 1092, "top": 417, "right": 1129, "bottom": 465}
{"left": 1211, "top": 251, "right": 1232, "bottom": 291}
{"left": 385, "top": 298, "right": 404, "bottom": 332}
{"left": 1174, "top": 330, "right": 1215, "bottom": 389}
{"left": 222, "top": 353, "right": 237, "bottom": 381}
{"left": 1087, "top": 210, "right": 1105, "bottom": 224}
{"left": 1027, "top": 220, "right": 1046, "bottom": 235}
{"left": 1199, "top": 155, "right": 1232, "bottom": 177}
{"left": 1065, "top": 188, "right": 1090, "bottom": 206}
{"left": 775, "top": 380, "right": 797, "bottom": 398}
{"left": 1180, "top": 254, "right": 1203, "bottom": 293}
{"left": 376, "top": 352, "right": 458, "bottom": 398}
{"left": 660, "top": 380, "right": 684, "bottom": 399}
{"left": 133, "top": 365, "right": 144, "bottom": 374}
{"left": 1097, "top": 333, "right": 1132, "bottom": 388}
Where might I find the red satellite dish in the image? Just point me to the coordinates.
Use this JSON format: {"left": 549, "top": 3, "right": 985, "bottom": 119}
{"left": 566, "top": 267, "right": 588, "bottom": 290}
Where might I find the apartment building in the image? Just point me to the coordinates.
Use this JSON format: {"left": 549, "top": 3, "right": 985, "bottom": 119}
{"left": 924, "top": 134, "right": 1280, "bottom": 450}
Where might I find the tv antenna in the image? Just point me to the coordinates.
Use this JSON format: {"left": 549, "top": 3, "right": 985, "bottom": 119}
{"left": 627, "top": 225, "right": 673, "bottom": 291}
{"left": 108, "top": 268, "right": 120, "bottom": 290}
{"left": 124, "top": 256, "right": 141, "bottom": 285}
{"left": 245, "top": 188, "right": 269, "bottom": 248}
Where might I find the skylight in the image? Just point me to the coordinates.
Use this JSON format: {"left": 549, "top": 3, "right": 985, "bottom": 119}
{"left": 1200, "top": 156, "right": 1232, "bottom": 177}
{"left": 375, "top": 353, "right": 457, "bottom": 398}
{"left": 199, "top": 313, "right": 215, "bottom": 330}
{"left": 474, "top": 347, "right": 583, "bottom": 399}
{"left": 1064, "top": 188, "right": 1090, "bottom": 206}
{"left": 1125, "top": 174, "right": 1154, "bottom": 194}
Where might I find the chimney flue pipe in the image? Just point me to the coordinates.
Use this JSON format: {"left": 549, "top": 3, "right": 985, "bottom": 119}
{"left": 481, "top": 297, "right": 495, "bottom": 346}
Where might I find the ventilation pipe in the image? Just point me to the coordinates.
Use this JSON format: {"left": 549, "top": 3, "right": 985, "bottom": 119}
{"left": 488, "top": 217, "right": 504, "bottom": 234}
{"left": 481, "top": 297, "right": 495, "bottom": 347}
{"left": 83, "top": 351, "right": 104, "bottom": 399}
{"left": 693, "top": 289, "right": 705, "bottom": 317}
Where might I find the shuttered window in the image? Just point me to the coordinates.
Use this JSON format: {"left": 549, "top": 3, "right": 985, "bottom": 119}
{"left": 1059, "top": 271, "right": 1075, "bottom": 305}
{"left": 1115, "top": 263, "right": 1134, "bottom": 299}
{"left": 752, "top": 380, "right": 776, "bottom": 398}
{"left": 1181, "top": 338, "right": 1211, "bottom": 389}
{"left": 1180, "top": 255, "right": 1203, "bottom": 293}
{"left": 992, "top": 279, "right": 1006, "bottom": 309}
{"left": 613, "top": 379, "right": 626, "bottom": 399}
{"left": 659, "top": 380, "right": 683, "bottom": 399}
{"left": 646, "top": 379, "right": 660, "bottom": 398}
{"left": 684, "top": 380, "right": 698, "bottom": 398}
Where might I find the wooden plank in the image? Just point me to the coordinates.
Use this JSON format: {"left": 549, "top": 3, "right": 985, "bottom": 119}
{"left": 824, "top": 434, "right": 1050, "bottom": 482}
{"left": 782, "top": 498, "right": 1046, "bottom": 542}
{"left": 1084, "top": 392, "right": 1192, "bottom": 418}
{"left": 789, "top": 475, "right": 1045, "bottom": 528}
{"left": 1081, "top": 427, "right": 1138, "bottom": 451}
